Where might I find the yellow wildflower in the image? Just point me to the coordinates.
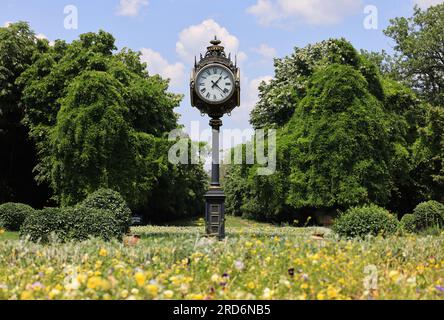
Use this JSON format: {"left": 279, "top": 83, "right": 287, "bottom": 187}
{"left": 146, "top": 284, "right": 159, "bottom": 297}
{"left": 326, "top": 286, "right": 339, "bottom": 299}
{"left": 388, "top": 270, "right": 401, "bottom": 282}
{"left": 247, "top": 281, "right": 256, "bottom": 289}
{"left": 87, "top": 276, "right": 102, "bottom": 290}
{"left": 317, "top": 292, "right": 325, "bottom": 300}
{"left": 190, "top": 293, "right": 204, "bottom": 300}
{"left": 99, "top": 248, "right": 108, "bottom": 257}
{"left": 20, "top": 290, "right": 33, "bottom": 300}
{"left": 134, "top": 272, "right": 146, "bottom": 287}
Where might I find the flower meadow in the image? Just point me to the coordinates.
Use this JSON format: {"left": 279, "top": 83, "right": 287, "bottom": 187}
{"left": 0, "top": 225, "right": 443, "bottom": 300}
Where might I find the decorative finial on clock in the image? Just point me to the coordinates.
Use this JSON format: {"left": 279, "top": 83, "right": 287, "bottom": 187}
{"left": 210, "top": 36, "right": 221, "bottom": 46}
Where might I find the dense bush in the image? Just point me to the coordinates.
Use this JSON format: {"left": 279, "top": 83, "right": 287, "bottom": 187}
{"left": 400, "top": 214, "right": 416, "bottom": 233}
{"left": 0, "top": 203, "right": 35, "bottom": 231}
{"left": 412, "top": 201, "right": 444, "bottom": 231}
{"left": 80, "top": 189, "right": 132, "bottom": 233}
{"left": 332, "top": 205, "right": 399, "bottom": 238}
{"left": 20, "top": 206, "right": 122, "bottom": 243}
{"left": 20, "top": 208, "right": 67, "bottom": 242}
{"left": 65, "top": 207, "right": 122, "bottom": 241}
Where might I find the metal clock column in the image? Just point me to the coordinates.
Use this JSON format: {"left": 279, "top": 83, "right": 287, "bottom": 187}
{"left": 190, "top": 37, "right": 240, "bottom": 240}
{"left": 205, "top": 118, "right": 225, "bottom": 240}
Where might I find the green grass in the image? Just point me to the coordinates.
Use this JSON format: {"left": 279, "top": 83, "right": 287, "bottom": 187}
{"left": 158, "top": 215, "right": 272, "bottom": 228}
{"left": 0, "top": 230, "right": 19, "bottom": 241}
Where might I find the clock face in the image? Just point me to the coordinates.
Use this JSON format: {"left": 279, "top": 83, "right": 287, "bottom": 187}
{"left": 195, "top": 65, "right": 235, "bottom": 104}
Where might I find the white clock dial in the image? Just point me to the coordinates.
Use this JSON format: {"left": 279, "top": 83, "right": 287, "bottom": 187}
{"left": 195, "top": 65, "right": 235, "bottom": 103}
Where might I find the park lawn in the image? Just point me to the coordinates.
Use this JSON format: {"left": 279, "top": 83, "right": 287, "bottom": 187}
{"left": 0, "top": 219, "right": 443, "bottom": 300}
{"left": 156, "top": 215, "right": 273, "bottom": 228}
{"left": 0, "top": 230, "right": 19, "bottom": 241}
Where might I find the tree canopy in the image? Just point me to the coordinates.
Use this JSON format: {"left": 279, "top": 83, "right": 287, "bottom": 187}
{"left": 0, "top": 22, "right": 50, "bottom": 207}
{"left": 226, "top": 34, "right": 438, "bottom": 222}
{"left": 384, "top": 4, "right": 444, "bottom": 106}
{"left": 1, "top": 23, "right": 207, "bottom": 221}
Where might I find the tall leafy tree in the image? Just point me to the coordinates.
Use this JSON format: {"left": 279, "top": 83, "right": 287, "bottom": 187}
{"left": 384, "top": 4, "right": 444, "bottom": 203}
{"left": 384, "top": 4, "right": 444, "bottom": 106}
{"left": 17, "top": 26, "right": 207, "bottom": 220}
{"left": 282, "top": 64, "right": 392, "bottom": 210}
{"left": 226, "top": 39, "right": 427, "bottom": 222}
{"left": 412, "top": 106, "right": 444, "bottom": 202}
{"left": 0, "top": 22, "right": 50, "bottom": 206}
{"left": 250, "top": 38, "right": 383, "bottom": 129}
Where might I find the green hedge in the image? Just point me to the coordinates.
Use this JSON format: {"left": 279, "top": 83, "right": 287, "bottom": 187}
{"left": 332, "top": 204, "right": 399, "bottom": 238}
{"left": 20, "top": 208, "right": 67, "bottom": 242}
{"left": 412, "top": 201, "right": 444, "bottom": 231}
{"left": 400, "top": 214, "right": 416, "bottom": 233}
{"left": 0, "top": 203, "right": 35, "bottom": 231}
{"left": 80, "top": 189, "right": 132, "bottom": 233}
{"left": 20, "top": 207, "right": 122, "bottom": 243}
{"left": 66, "top": 207, "right": 122, "bottom": 241}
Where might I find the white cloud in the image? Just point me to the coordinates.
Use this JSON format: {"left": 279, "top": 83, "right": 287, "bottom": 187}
{"left": 247, "top": 0, "right": 282, "bottom": 25}
{"left": 233, "top": 75, "right": 273, "bottom": 123}
{"left": 176, "top": 19, "right": 247, "bottom": 65}
{"left": 247, "top": 0, "right": 363, "bottom": 26}
{"left": 36, "top": 33, "right": 47, "bottom": 40}
{"left": 116, "top": 0, "right": 148, "bottom": 17}
{"left": 413, "top": 0, "right": 443, "bottom": 9}
{"left": 253, "top": 44, "right": 277, "bottom": 61}
{"left": 35, "top": 33, "right": 55, "bottom": 46}
{"left": 140, "top": 48, "right": 185, "bottom": 89}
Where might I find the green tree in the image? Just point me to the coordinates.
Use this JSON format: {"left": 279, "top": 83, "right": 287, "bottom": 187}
{"left": 250, "top": 38, "right": 383, "bottom": 129}
{"left": 384, "top": 4, "right": 444, "bottom": 106}
{"left": 16, "top": 26, "right": 207, "bottom": 220}
{"left": 49, "top": 71, "right": 137, "bottom": 205}
{"left": 412, "top": 106, "right": 444, "bottom": 201}
{"left": 0, "top": 22, "right": 50, "bottom": 206}
{"left": 226, "top": 39, "right": 427, "bottom": 222}
{"left": 384, "top": 4, "right": 444, "bottom": 204}
{"left": 283, "top": 64, "right": 392, "bottom": 210}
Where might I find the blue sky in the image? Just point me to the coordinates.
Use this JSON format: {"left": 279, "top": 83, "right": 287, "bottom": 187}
{"left": 1, "top": 0, "right": 442, "bottom": 137}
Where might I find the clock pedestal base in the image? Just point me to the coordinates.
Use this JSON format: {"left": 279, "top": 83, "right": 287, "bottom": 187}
{"left": 204, "top": 187, "right": 225, "bottom": 240}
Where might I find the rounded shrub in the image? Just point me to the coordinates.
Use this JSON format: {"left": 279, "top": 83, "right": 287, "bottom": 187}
{"left": 0, "top": 203, "right": 35, "bottom": 231}
{"left": 332, "top": 204, "right": 399, "bottom": 238}
{"left": 80, "top": 189, "right": 132, "bottom": 233}
{"left": 400, "top": 214, "right": 416, "bottom": 233}
{"left": 20, "top": 208, "right": 68, "bottom": 242}
{"left": 20, "top": 207, "right": 123, "bottom": 243}
{"left": 413, "top": 201, "right": 444, "bottom": 231}
{"left": 65, "top": 207, "right": 122, "bottom": 241}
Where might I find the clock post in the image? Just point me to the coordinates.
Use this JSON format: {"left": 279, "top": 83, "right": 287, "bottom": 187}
{"left": 190, "top": 37, "right": 240, "bottom": 240}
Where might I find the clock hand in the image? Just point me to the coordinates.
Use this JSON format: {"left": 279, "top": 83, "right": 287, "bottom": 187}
{"left": 212, "top": 76, "right": 222, "bottom": 88}
{"left": 211, "top": 80, "right": 224, "bottom": 92}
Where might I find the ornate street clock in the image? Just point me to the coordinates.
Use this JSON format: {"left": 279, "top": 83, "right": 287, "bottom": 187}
{"left": 190, "top": 37, "right": 241, "bottom": 239}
